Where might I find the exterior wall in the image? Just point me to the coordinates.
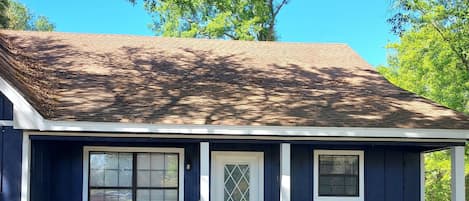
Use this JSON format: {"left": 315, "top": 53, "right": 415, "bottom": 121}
{"left": 29, "top": 137, "right": 282, "bottom": 201}
{"left": 0, "top": 93, "right": 13, "bottom": 120}
{"left": 27, "top": 136, "right": 431, "bottom": 201}
{"left": 0, "top": 126, "right": 23, "bottom": 201}
{"left": 291, "top": 144, "right": 421, "bottom": 201}
{"left": 30, "top": 138, "right": 201, "bottom": 201}
{"left": 0, "top": 88, "right": 457, "bottom": 201}
{"left": 1, "top": 93, "right": 23, "bottom": 201}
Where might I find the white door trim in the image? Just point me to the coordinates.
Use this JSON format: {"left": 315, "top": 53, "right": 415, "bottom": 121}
{"left": 211, "top": 151, "right": 264, "bottom": 201}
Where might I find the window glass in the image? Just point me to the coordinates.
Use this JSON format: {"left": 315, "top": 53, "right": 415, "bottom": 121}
{"left": 318, "top": 155, "right": 359, "bottom": 197}
{"left": 137, "top": 153, "right": 179, "bottom": 188}
{"left": 89, "top": 151, "right": 179, "bottom": 201}
{"left": 90, "top": 153, "right": 132, "bottom": 188}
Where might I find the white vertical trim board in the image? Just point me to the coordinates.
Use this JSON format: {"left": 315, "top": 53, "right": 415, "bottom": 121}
{"left": 451, "top": 146, "right": 465, "bottom": 201}
{"left": 81, "top": 146, "right": 185, "bottom": 201}
{"left": 20, "top": 132, "right": 31, "bottom": 201}
{"left": 200, "top": 142, "right": 210, "bottom": 201}
{"left": 313, "top": 150, "right": 365, "bottom": 201}
{"left": 420, "top": 153, "right": 425, "bottom": 201}
{"left": 280, "top": 143, "right": 291, "bottom": 201}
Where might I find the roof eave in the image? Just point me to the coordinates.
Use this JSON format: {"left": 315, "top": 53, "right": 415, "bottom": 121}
{"left": 1, "top": 75, "right": 468, "bottom": 140}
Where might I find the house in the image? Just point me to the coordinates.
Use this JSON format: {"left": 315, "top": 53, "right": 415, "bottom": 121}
{"left": 0, "top": 30, "right": 467, "bottom": 201}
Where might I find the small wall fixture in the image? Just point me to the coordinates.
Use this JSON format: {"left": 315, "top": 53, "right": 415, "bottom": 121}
{"left": 185, "top": 160, "right": 192, "bottom": 171}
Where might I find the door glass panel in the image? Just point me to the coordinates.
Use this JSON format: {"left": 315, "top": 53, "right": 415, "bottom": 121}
{"left": 224, "top": 164, "right": 250, "bottom": 201}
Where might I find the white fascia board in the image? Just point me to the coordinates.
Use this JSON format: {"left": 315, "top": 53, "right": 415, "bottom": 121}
{"left": 40, "top": 121, "right": 469, "bottom": 139}
{"left": 2, "top": 76, "right": 469, "bottom": 140}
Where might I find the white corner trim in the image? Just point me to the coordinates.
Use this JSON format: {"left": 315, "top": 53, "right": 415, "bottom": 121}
{"left": 200, "top": 142, "right": 210, "bottom": 201}
{"left": 420, "top": 153, "right": 425, "bottom": 201}
{"left": 20, "top": 132, "right": 31, "bottom": 201}
{"left": 2, "top": 76, "right": 469, "bottom": 140}
{"left": 280, "top": 143, "right": 291, "bottom": 201}
{"left": 451, "top": 146, "right": 466, "bottom": 201}
{"left": 313, "top": 150, "right": 365, "bottom": 201}
{"left": 82, "top": 146, "right": 185, "bottom": 201}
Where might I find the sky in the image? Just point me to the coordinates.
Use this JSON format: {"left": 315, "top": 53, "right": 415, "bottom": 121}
{"left": 20, "top": 0, "right": 397, "bottom": 66}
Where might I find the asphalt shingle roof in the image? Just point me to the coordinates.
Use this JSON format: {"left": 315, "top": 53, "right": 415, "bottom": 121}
{"left": 1, "top": 30, "right": 468, "bottom": 129}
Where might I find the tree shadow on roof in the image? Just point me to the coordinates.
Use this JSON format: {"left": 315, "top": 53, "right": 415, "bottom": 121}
{"left": 0, "top": 33, "right": 468, "bottom": 129}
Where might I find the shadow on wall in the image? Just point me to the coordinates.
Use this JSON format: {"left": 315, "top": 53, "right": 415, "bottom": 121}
{"left": 0, "top": 34, "right": 468, "bottom": 128}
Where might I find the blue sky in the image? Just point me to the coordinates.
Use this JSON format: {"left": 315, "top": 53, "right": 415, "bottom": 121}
{"left": 20, "top": 0, "right": 397, "bottom": 66}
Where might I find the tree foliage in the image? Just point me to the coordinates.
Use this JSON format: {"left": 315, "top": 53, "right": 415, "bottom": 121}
{"left": 378, "top": 27, "right": 469, "bottom": 114}
{"left": 128, "top": 0, "right": 288, "bottom": 41}
{"left": 379, "top": 1, "right": 469, "bottom": 200}
{"left": 0, "top": 0, "right": 8, "bottom": 28}
{"left": 388, "top": 0, "right": 469, "bottom": 71}
{"left": 3, "top": 0, "right": 55, "bottom": 31}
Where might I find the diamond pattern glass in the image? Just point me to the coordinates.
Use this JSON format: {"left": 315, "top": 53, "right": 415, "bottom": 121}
{"left": 224, "top": 164, "right": 250, "bottom": 201}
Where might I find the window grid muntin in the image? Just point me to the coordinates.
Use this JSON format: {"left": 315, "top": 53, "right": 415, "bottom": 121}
{"left": 318, "top": 154, "right": 359, "bottom": 197}
{"left": 88, "top": 151, "right": 179, "bottom": 201}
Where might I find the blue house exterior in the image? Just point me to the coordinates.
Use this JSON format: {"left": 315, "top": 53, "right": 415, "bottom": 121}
{"left": 0, "top": 30, "right": 468, "bottom": 201}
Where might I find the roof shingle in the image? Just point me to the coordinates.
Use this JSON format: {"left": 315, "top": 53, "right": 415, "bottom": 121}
{"left": 1, "top": 30, "right": 468, "bottom": 129}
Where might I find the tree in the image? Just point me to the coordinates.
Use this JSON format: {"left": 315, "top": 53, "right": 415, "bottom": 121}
{"left": 378, "top": 27, "right": 469, "bottom": 114}
{"left": 34, "top": 15, "right": 54, "bottom": 31}
{"left": 128, "top": 0, "right": 288, "bottom": 41}
{"left": 0, "top": 0, "right": 8, "bottom": 28}
{"left": 379, "top": 1, "right": 469, "bottom": 200}
{"left": 387, "top": 0, "right": 469, "bottom": 72}
{"left": 5, "top": 0, "right": 55, "bottom": 31}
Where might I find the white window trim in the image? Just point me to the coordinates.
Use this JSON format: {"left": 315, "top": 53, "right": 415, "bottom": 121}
{"left": 313, "top": 150, "right": 364, "bottom": 201}
{"left": 82, "top": 146, "right": 185, "bottom": 201}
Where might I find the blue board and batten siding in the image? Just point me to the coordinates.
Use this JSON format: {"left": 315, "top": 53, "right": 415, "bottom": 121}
{"left": 1, "top": 92, "right": 23, "bottom": 201}
{"left": 0, "top": 93, "right": 13, "bottom": 120}
{"left": 28, "top": 136, "right": 428, "bottom": 201}
{"left": 291, "top": 145, "right": 421, "bottom": 201}
{"left": 29, "top": 139, "right": 280, "bottom": 201}
{"left": 30, "top": 139, "right": 203, "bottom": 201}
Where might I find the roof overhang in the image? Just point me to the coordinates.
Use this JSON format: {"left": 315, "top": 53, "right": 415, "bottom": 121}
{"left": 1, "top": 75, "right": 468, "bottom": 140}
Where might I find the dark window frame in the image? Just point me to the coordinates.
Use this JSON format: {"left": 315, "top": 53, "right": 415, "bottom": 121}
{"left": 317, "top": 155, "right": 360, "bottom": 197}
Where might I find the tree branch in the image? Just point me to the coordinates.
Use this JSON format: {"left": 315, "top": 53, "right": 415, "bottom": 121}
{"left": 224, "top": 32, "right": 239, "bottom": 40}
{"left": 273, "top": 0, "right": 288, "bottom": 18}
{"left": 413, "top": 4, "right": 469, "bottom": 71}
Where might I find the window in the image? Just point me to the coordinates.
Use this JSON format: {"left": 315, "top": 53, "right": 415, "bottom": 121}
{"left": 83, "top": 147, "right": 184, "bottom": 201}
{"left": 313, "top": 150, "right": 364, "bottom": 201}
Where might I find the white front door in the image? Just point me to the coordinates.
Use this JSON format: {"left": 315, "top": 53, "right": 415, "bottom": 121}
{"left": 211, "top": 151, "right": 264, "bottom": 201}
